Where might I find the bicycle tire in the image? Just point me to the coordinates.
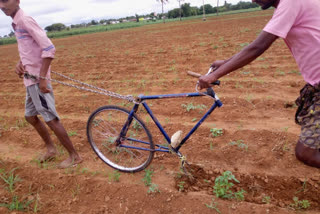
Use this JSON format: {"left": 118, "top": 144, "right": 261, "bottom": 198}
{"left": 87, "top": 105, "right": 154, "bottom": 172}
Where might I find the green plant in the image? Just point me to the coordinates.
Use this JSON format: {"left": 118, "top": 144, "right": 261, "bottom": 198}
{"left": 275, "top": 69, "right": 286, "bottom": 76}
{"left": 108, "top": 170, "right": 121, "bottom": 182}
{"left": 177, "top": 181, "right": 185, "bottom": 192}
{"left": 210, "top": 141, "right": 214, "bottom": 151}
{"left": 210, "top": 128, "right": 223, "bottom": 137}
{"left": 288, "top": 69, "right": 300, "bottom": 74}
{"left": 213, "top": 171, "right": 245, "bottom": 200}
{"left": 0, "top": 168, "right": 34, "bottom": 212}
{"left": 0, "top": 195, "right": 33, "bottom": 211}
{"left": 245, "top": 94, "right": 254, "bottom": 103}
{"left": 142, "top": 168, "right": 154, "bottom": 186}
{"left": 289, "top": 197, "right": 310, "bottom": 210}
{"left": 296, "top": 179, "right": 308, "bottom": 194}
{"left": 132, "top": 120, "right": 142, "bottom": 131}
{"left": 15, "top": 118, "right": 28, "bottom": 129}
{"left": 67, "top": 131, "right": 78, "bottom": 136}
{"left": 30, "top": 157, "right": 52, "bottom": 169}
{"left": 262, "top": 196, "right": 271, "bottom": 204}
{"left": 71, "top": 184, "right": 81, "bottom": 199}
{"left": 147, "top": 183, "right": 160, "bottom": 193}
{"left": 80, "top": 167, "right": 89, "bottom": 174}
{"left": 239, "top": 42, "right": 249, "bottom": 47}
{"left": 205, "top": 198, "right": 221, "bottom": 213}
{"left": 229, "top": 140, "right": 248, "bottom": 151}
{"left": 33, "top": 193, "right": 40, "bottom": 213}
{"left": 181, "top": 103, "right": 207, "bottom": 112}
{"left": 0, "top": 168, "right": 22, "bottom": 193}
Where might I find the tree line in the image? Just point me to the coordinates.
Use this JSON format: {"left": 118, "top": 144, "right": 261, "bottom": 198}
{"left": 37, "top": 1, "right": 259, "bottom": 33}
{"left": 168, "top": 1, "right": 259, "bottom": 19}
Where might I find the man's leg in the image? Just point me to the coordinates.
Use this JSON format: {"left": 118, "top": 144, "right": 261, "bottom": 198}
{"left": 295, "top": 140, "right": 320, "bottom": 168}
{"left": 46, "top": 118, "right": 82, "bottom": 168}
{"left": 25, "top": 115, "right": 57, "bottom": 161}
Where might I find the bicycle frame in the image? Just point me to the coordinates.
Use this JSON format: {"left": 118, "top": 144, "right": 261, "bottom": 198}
{"left": 118, "top": 88, "right": 223, "bottom": 154}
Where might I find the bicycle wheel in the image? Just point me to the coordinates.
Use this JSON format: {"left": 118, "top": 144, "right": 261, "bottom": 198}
{"left": 87, "top": 105, "right": 154, "bottom": 172}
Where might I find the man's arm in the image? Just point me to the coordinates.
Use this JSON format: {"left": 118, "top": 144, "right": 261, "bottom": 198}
{"left": 199, "top": 31, "right": 278, "bottom": 89}
{"left": 39, "top": 58, "right": 53, "bottom": 93}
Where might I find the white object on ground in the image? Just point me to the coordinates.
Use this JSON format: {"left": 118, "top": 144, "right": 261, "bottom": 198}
{"left": 171, "top": 130, "right": 183, "bottom": 148}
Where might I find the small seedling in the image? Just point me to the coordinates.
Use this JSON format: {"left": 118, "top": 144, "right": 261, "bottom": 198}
{"left": 181, "top": 103, "right": 207, "bottom": 112}
{"left": 296, "top": 179, "right": 308, "bottom": 194}
{"left": 289, "top": 197, "right": 310, "bottom": 210}
{"left": 210, "top": 128, "right": 223, "bottom": 137}
{"left": 80, "top": 167, "right": 89, "bottom": 174}
{"left": 142, "top": 168, "right": 154, "bottom": 186}
{"left": 132, "top": 120, "right": 142, "bottom": 131}
{"left": 67, "top": 131, "right": 78, "bottom": 137}
{"left": 71, "top": 184, "right": 81, "bottom": 199}
{"left": 205, "top": 198, "right": 221, "bottom": 213}
{"left": 147, "top": 183, "right": 160, "bottom": 194}
{"left": 229, "top": 140, "right": 248, "bottom": 151}
{"left": 0, "top": 168, "right": 22, "bottom": 193}
{"left": 262, "top": 196, "right": 271, "bottom": 204}
{"left": 0, "top": 195, "right": 33, "bottom": 211}
{"left": 108, "top": 170, "right": 121, "bottom": 182}
{"left": 209, "top": 141, "right": 214, "bottom": 150}
{"left": 177, "top": 181, "right": 185, "bottom": 192}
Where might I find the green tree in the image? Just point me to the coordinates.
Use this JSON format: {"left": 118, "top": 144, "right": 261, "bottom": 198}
{"left": 181, "top": 3, "right": 192, "bottom": 17}
{"left": 199, "top": 4, "right": 215, "bottom": 15}
{"left": 168, "top": 8, "right": 180, "bottom": 18}
{"left": 90, "top": 20, "right": 98, "bottom": 25}
{"left": 45, "top": 23, "right": 66, "bottom": 32}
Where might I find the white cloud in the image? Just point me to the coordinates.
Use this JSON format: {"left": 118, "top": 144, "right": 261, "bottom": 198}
{"left": 0, "top": 0, "right": 250, "bottom": 36}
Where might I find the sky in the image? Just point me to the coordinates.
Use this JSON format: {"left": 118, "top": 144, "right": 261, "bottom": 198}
{"left": 0, "top": 0, "right": 250, "bottom": 36}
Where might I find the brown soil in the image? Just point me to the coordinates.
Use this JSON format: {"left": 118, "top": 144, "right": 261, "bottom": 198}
{"left": 0, "top": 10, "right": 319, "bottom": 214}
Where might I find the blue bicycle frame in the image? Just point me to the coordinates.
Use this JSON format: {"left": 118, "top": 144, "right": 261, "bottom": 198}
{"left": 118, "top": 87, "right": 223, "bottom": 154}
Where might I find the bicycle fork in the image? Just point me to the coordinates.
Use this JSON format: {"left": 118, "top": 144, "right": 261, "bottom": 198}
{"left": 116, "top": 104, "right": 140, "bottom": 146}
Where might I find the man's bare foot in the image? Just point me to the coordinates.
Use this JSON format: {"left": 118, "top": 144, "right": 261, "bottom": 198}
{"left": 38, "top": 151, "right": 57, "bottom": 163}
{"left": 57, "top": 156, "right": 83, "bottom": 169}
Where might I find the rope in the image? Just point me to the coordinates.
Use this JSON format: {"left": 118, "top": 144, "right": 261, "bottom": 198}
{"left": 24, "top": 72, "right": 139, "bottom": 104}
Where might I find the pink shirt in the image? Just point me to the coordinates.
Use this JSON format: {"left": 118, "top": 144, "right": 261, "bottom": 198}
{"left": 263, "top": 0, "right": 320, "bottom": 85}
{"left": 12, "top": 9, "right": 55, "bottom": 87}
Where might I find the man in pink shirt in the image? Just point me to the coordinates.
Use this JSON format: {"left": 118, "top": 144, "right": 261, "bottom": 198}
{"left": 199, "top": 0, "right": 320, "bottom": 168}
{"left": 0, "top": 0, "right": 82, "bottom": 168}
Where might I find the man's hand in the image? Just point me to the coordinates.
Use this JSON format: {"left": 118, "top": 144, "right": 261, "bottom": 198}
{"left": 39, "top": 79, "right": 51, "bottom": 93}
{"left": 198, "top": 73, "right": 217, "bottom": 89}
{"left": 15, "top": 61, "right": 25, "bottom": 78}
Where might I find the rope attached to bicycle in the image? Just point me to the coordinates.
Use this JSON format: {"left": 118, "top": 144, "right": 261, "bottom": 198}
{"left": 24, "top": 71, "right": 139, "bottom": 104}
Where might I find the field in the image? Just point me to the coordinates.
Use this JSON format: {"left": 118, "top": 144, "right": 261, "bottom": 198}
{"left": 0, "top": 9, "right": 319, "bottom": 214}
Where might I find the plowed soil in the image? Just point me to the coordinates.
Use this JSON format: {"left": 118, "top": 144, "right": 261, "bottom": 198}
{"left": 1, "top": 10, "right": 319, "bottom": 214}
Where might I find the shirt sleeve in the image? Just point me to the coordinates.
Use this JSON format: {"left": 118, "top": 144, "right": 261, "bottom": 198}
{"left": 263, "top": 0, "right": 300, "bottom": 38}
{"left": 22, "top": 16, "right": 55, "bottom": 58}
